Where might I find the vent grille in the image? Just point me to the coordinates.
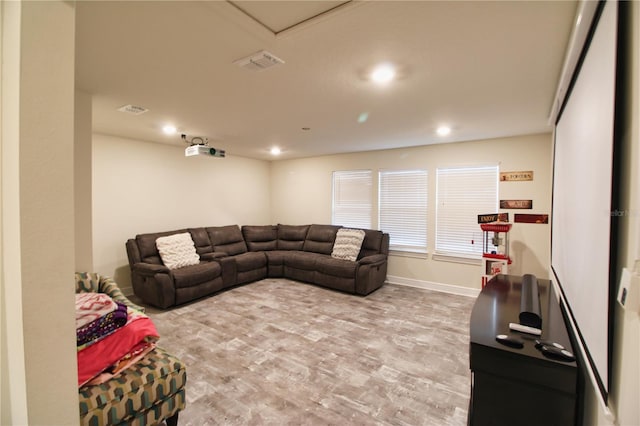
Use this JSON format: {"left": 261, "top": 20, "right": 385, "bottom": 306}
{"left": 234, "top": 50, "right": 284, "bottom": 71}
{"left": 117, "top": 104, "right": 149, "bottom": 115}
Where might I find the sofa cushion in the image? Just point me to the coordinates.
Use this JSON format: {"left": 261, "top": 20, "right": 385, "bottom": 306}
{"left": 234, "top": 251, "right": 268, "bottom": 272}
{"left": 78, "top": 346, "right": 186, "bottom": 426}
{"left": 264, "top": 250, "right": 288, "bottom": 265}
{"left": 171, "top": 261, "right": 221, "bottom": 289}
{"left": 303, "top": 224, "right": 340, "bottom": 255}
{"left": 359, "top": 229, "right": 385, "bottom": 259}
{"left": 285, "top": 251, "right": 320, "bottom": 271}
{"left": 331, "top": 228, "right": 366, "bottom": 261}
{"left": 155, "top": 233, "right": 200, "bottom": 270}
{"left": 317, "top": 256, "right": 358, "bottom": 277}
{"left": 136, "top": 229, "right": 187, "bottom": 264}
{"left": 189, "top": 227, "right": 213, "bottom": 256}
{"left": 207, "top": 225, "right": 248, "bottom": 255}
{"left": 242, "top": 225, "right": 277, "bottom": 251}
{"left": 277, "top": 224, "right": 309, "bottom": 250}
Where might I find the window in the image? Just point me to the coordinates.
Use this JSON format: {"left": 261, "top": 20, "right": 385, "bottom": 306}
{"left": 378, "top": 169, "right": 428, "bottom": 253}
{"left": 435, "top": 165, "right": 498, "bottom": 257}
{"left": 332, "top": 170, "right": 372, "bottom": 228}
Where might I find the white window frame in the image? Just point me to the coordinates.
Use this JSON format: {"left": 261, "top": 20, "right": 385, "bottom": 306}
{"left": 435, "top": 165, "right": 499, "bottom": 260}
{"left": 331, "top": 170, "right": 372, "bottom": 229}
{"left": 378, "top": 169, "right": 428, "bottom": 254}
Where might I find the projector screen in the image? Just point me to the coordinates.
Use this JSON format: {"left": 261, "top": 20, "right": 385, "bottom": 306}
{"left": 551, "top": 0, "right": 618, "bottom": 402}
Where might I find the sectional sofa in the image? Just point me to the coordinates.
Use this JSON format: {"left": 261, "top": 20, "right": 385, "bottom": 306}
{"left": 126, "top": 224, "right": 390, "bottom": 309}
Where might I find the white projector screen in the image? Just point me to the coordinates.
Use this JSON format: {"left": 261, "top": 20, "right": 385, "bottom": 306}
{"left": 551, "top": 0, "right": 617, "bottom": 401}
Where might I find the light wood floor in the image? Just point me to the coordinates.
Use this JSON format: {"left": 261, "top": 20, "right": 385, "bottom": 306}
{"left": 142, "top": 279, "right": 476, "bottom": 425}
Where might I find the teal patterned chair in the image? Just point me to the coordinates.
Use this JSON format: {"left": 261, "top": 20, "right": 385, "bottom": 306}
{"left": 76, "top": 272, "right": 186, "bottom": 426}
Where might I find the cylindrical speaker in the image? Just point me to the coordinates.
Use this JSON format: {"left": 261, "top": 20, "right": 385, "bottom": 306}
{"left": 520, "top": 274, "right": 542, "bottom": 329}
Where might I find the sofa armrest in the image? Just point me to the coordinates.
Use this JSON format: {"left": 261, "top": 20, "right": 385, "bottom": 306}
{"left": 355, "top": 254, "right": 388, "bottom": 295}
{"left": 200, "top": 252, "right": 228, "bottom": 262}
{"left": 132, "top": 262, "right": 170, "bottom": 276}
{"left": 97, "top": 274, "right": 146, "bottom": 313}
{"left": 218, "top": 256, "right": 237, "bottom": 287}
{"left": 357, "top": 254, "right": 386, "bottom": 265}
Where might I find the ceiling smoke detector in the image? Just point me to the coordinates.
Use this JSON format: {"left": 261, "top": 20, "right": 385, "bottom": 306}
{"left": 117, "top": 104, "right": 149, "bottom": 115}
{"left": 233, "top": 50, "right": 284, "bottom": 71}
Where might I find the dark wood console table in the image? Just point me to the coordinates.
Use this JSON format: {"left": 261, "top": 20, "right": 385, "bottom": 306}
{"left": 468, "top": 274, "right": 579, "bottom": 426}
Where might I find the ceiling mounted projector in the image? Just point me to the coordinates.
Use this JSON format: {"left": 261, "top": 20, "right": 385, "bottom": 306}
{"left": 182, "top": 134, "right": 226, "bottom": 158}
{"left": 185, "top": 145, "right": 225, "bottom": 158}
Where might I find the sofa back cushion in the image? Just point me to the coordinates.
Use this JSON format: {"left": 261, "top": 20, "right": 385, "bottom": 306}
{"left": 358, "top": 229, "right": 385, "bottom": 259}
{"left": 242, "top": 225, "right": 277, "bottom": 251}
{"left": 277, "top": 224, "right": 309, "bottom": 250}
{"left": 136, "top": 229, "right": 187, "bottom": 264}
{"left": 189, "top": 228, "right": 213, "bottom": 256}
{"left": 303, "top": 224, "right": 340, "bottom": 255}
{"left": 207, "top": 225, "right": 248, "bottom": 255}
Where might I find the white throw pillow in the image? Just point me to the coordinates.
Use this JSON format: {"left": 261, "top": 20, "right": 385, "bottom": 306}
{"left": 331, "top": 228, "right": 366, "bottom": 262}
{"left": 156, "top": 233, "right": 200, "bottom": 270}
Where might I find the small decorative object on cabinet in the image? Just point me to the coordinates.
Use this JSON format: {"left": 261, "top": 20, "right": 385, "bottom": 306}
{"left": 480, "top": 221, "right": 512, "bottom": 287}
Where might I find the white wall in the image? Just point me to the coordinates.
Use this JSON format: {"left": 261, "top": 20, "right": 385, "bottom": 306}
{"left": 92, "top": 133, "right": 272, "bottom": 293}
{"left": 270, "top": 133, "right": 552, "bottom": 291}
{"left": 1, "top": 1, "right": 78, "bottom": 424}
{"left": 75, "top": 90, "right": 93, "bottom": 272}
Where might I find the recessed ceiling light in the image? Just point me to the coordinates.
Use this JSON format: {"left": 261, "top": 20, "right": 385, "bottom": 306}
{"left": 270, "top": 147, "right": 281, "bottom": 156}
{"left": 437, "top": 126, "right": 451, "bottom": 136}
{"left": 371, "top": 63, "right": 396, "bottom": 84}
{"left": 162, "top": 124, "right": 177, "bottom": 135}
{"left": 357, "top": 112, "right": 369, "bottom": 123}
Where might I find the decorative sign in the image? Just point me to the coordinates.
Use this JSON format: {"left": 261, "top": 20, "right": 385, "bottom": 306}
{"left": 478, "top": 213, "right": 509, "bottom": 223}
{"left": 500, "top": 199, "right": 533, "bottom": 209}
{"left": 515, "top": 214, "right": 549, "bottom": 224}
{"left": 500, "top": 171, "right": 533, "bottom": 182}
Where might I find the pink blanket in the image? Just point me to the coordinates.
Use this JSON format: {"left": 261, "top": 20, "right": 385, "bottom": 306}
{"left": 77, "top": 311, "right": 159, "bottom": 387}
{"left": 75, "top": 293, "right": 117, "bottom": 329}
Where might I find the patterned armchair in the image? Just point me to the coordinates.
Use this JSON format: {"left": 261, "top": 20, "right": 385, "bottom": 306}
{"left": 75, "top": 272, "right": 186, "bottom": 426}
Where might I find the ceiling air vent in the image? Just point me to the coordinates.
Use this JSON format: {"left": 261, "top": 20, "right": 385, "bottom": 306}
{"left": 117, "top": 104, "right": 149, "bottom": 115}
{"left": 234, "top": 50, "right": 284, "bottom": 71}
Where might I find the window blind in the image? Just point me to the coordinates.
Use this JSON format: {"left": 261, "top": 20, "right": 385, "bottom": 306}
{"left": 332, "top": 170, "right": 372, "bottom": 229}
{"left": 435, "top": 166, "right": 498, "bottom": 257}
{"left": 379, "top": 169, "right": 428, "bottom": 253}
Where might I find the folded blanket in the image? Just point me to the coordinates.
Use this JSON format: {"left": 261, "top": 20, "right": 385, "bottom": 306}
{"left": 75, "top": 293, "right": 117, "bottom": 329}
{"left": 82, "top": 341, "right": 157, "bottom": 387}
{"left": 76, "top": 302, "right": 128, "bottom": 349}
{"left": 77, "top": 311, "right": 159, "bottom": 387}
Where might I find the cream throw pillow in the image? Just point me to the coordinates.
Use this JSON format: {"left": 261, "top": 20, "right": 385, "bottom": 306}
{"left": 156, "top": 233, "right": 200, "bottom": 269}
{"left": 331, "top": 228, "right": 366, "bottom": 262}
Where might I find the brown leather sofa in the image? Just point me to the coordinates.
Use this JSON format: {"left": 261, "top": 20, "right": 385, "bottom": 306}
{"left": 126, "top": 224, "right": 389, "bottom": 309}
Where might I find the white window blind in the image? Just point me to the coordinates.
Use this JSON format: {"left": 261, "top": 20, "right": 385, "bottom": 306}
{"left": 435, "top": 165, "right": 498, "bottom": 257}
{"left": 379, "top": 169, "right": 428, "bottom": 253}
{"left": 332, "top": 170, "right": 372, "bottom": 229}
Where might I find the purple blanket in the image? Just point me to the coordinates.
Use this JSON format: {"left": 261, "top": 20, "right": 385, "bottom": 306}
{"left": 76, "top": 302, "right": 128, "bottom": 349}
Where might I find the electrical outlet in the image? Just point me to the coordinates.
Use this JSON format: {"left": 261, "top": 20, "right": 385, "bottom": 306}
{"left": 618, "top": 266, "right": 640, "bottom": 313}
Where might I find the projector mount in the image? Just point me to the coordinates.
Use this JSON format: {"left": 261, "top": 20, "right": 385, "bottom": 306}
{"left": 181, "top": 133, "right": 208, "bottom": 146}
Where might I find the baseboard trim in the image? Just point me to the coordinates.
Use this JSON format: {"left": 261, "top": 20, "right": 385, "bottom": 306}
{"left": 386, "top": 275, "right": 480, "bottom": 298}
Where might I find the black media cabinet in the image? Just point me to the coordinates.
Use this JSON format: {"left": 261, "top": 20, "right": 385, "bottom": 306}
{"left": 468, "top": 274, "right": 579, "bottom": 426}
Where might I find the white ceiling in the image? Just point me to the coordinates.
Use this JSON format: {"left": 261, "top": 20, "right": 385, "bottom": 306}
{"left": 75, "top": 0, "right": 577, "bottom": 161}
